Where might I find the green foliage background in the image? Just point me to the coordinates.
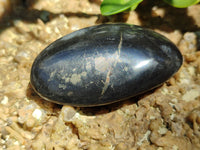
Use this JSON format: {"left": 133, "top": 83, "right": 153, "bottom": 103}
{"left": 100, "top": 0, "right": 200, "bottom": 16}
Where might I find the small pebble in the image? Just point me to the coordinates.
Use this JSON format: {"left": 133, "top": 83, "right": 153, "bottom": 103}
{"left": 31, "top": 23, "right": 182, "bottom": 106}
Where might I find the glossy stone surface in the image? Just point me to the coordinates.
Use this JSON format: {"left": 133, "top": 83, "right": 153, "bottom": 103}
{"left": 30, "top": 23, "right": 182, "bottom": 107}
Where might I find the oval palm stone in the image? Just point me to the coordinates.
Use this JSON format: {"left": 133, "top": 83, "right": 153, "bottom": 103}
{"left": 30, "top": 23, "right": 182, "bottom": 107}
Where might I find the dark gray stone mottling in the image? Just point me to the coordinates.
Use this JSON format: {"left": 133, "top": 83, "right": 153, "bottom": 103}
{"left": 30, "top": 23, "right": 182, "bottom": 107}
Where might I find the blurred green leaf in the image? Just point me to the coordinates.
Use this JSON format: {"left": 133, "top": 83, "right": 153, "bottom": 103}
{"left": 100, "top": 0, "right": 143, "bottom": 16}
{"left": 163, "top": 0, "right": 200, "bottom": 8}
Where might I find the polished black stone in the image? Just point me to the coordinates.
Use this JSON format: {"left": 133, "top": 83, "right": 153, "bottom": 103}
{"left": 30, "top": 23, "right": 182, "bottom": 107}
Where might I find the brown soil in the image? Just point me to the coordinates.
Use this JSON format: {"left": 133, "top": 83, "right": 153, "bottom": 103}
{"left": 0, "top": 0, "right": 200, "bottom": 149}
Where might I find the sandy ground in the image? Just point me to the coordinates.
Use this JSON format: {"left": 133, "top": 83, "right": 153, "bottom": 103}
{"left": 0, "top": 0, "right": 200, "bottom": 149}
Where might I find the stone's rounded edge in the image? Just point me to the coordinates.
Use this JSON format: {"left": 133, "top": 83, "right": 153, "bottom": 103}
{"left": 142, "top": 26, "right": 183, "bottom": 76}
{"left": 30, "top": 23, "right": 183, "bottom": 107}
{"left": 29, "top": 85, "right": 121, "bottom": 107}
